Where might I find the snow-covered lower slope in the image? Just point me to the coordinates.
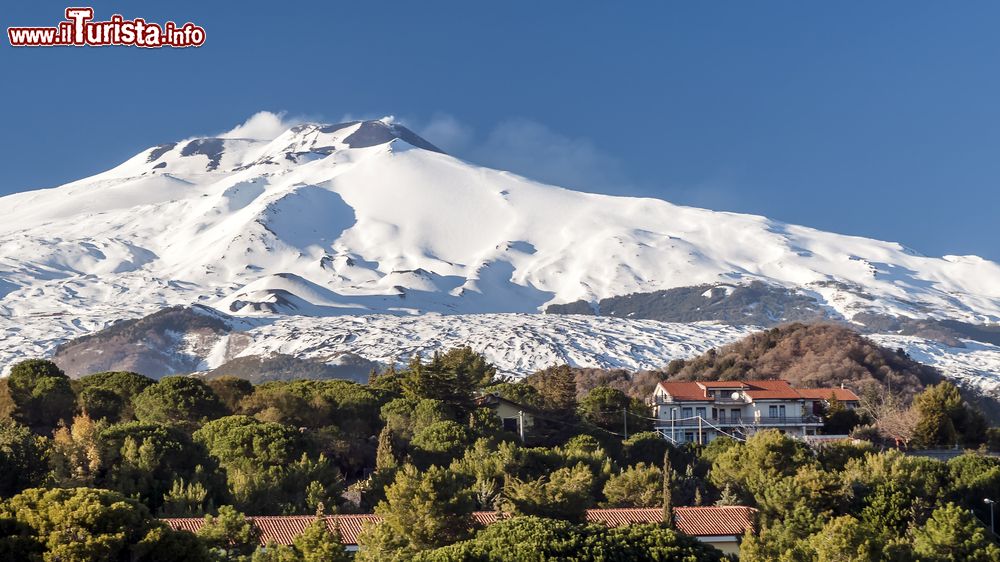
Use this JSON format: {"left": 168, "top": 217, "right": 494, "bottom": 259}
{"left": 1, "top": 116, "right": 999, "bottom": 325}
{"left": 869, "top": 335, "right": 1000, "bottom": 397}
{"left": 6, "top": 308, "right": 999, "bottom": 402}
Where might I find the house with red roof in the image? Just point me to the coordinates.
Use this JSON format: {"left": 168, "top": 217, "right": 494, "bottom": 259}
{"left": 651, "top": 380, "right": 859, "bottom": 444}
{"left": 162, "top": 506, "right": 757, "bottom": 556}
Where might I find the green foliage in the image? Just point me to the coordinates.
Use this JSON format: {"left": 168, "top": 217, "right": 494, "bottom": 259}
{"left": 912, "top": 502, "right": 1000, "bottom": 561}
{"left": 577, "top": 386, "right": 630, "bottom": 431}
{"left": 161, "top": 478, "right": 215, "bottom": 517}
{"left": 948, "top": 453, "right": 1000, "bottom": 521}
{"left": 815, "top": 439, "right": 874, "bottom": 472}
{"left": 603, "top": 462, "right": 662, "bottom": 507}
{"left": 524, "top": 365, "right": 577, "bottom": 414}
{"left": 194, "top": 416, "right": 341, "bottom": 514}
{"left": 293, "top": 516, "right": 349, "bottom": 562}
{"left": 6, "top": 359, "right": 76, "bottom": 432}
{"left": 399, "top": 348, "right": 495, "bottom": 418}
{"left": 501, "top": 463, "right": 595, "bottom": 522}
{"left": 133, "top": 376, "right": 226, "bottom": 426}
{"left": 812, "top": 515, "right": 879, "bottom": 562}
{"left": 844, "top": 449, "right": 950, "bottom": 534}
{"left": 77, "top": 386, "right": 124, "bottom": 422}
{"left": 621, "top": 431, "right": 669, "bottom": 467}
{"left": 381, "top": 397, "right": 455, "bottom": 444}
{"left": 709, "top": 430, "right": 815, "bottom": 505}
{"left": 821, "top": 396, "right": 862, "bottom": 435}
{"left": 411, "top": 516, "right": 726, "bottom": 562}
{"left": 207, "top": 376, "right": 254, "bottom": 414}
{"left": 481, "top": 382, "right": 544, "bottom": 409}
{"left": 0, "top": 487, "right": 200, "bottom": 562}
{"left": 198, "top": 505, "right": 259, "bottom": 560}
{"left": 412, "top": 420, "right": 473, "bottom": 468}
{"left": 912, "top": 381, "right": 987, "bottom": 448}
{"left": 195, "top": 415, "right": 305, "bottom": 469}
{"left": 77, "top": 371, "right": 155, "bottom": 422}
{"left": 241, "top": 379, "right": 382, "bottom": 438}
{"left": 359, "top": 464, "right": 475, "bottom": 560}
{"left": 0, "top": 419, "right": 49, "bottom": 497}
{"left": 97, "top": 421, "right": 225, "bottom": 512}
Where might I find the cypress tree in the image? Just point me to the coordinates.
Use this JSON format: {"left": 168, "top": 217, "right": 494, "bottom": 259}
{"left": 662, "top": 450, "right": 673, "bottom": 528}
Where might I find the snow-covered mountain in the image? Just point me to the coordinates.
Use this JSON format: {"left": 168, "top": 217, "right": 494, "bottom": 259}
{"left": 3, "top": 116, "right": 1000, "bottom": 323}
{"left": 2, "top": 115, "right": 1000, "bottom": 386}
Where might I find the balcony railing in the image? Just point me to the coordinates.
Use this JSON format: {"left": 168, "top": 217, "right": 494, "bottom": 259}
{"left": 656, "top": 415, "right": 822, "bottom": 428}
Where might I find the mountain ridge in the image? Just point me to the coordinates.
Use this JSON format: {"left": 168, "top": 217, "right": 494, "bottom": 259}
{"left": 1, "top": 113, "right": 999, "bottom": 394}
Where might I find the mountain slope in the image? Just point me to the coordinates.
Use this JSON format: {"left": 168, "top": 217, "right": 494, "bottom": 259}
{"left": 1, "top": 117, "right": 1000, "bottom": 326}
{"left": 1, "top": 114, "right": 1000, "bottom": 395}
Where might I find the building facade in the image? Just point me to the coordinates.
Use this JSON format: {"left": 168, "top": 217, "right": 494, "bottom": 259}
{"left": 651, "top": 379, "right": 859, "bottom": 444}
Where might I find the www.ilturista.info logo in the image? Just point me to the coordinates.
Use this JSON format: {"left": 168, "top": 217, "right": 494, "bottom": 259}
{"left": 8, "top": 7, "right": 205, "bottom": 48}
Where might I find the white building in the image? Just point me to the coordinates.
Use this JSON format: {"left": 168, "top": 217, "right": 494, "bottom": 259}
{"left": 651, "top": 379, "right": 859, "bottom": 444}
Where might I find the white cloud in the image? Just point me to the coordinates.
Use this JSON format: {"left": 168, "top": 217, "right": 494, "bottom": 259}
{"left": 418, "top": 114, "right": 474, "bottom": 154}
{"left": 412, "top": 115, "right": 629, "bottom": 194}
{"left": 219, "top": 111, "right": 299, "bottom": 141}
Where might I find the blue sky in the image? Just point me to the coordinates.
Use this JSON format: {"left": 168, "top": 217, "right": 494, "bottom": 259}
{"left": 2, "top": 1, "right": 999, "bottom": 259}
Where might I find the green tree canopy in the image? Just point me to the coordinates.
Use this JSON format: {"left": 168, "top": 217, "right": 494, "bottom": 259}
{"left": 411, "top": 516, "right": 726, "bottom": 562}
{"left": 5, "top": 359, "right": 76, "bottom": 432}
{"left": 912, "top": 502, "right": 1000, "bottom": 562}
{"left": 358, "top": 464, "right": 475, "bottom": 560}
{"left": 206, "top": 376, "right": 254, "bottom": 414}
{"left": 501, "top": 463, "right": 596, "bottom": 523}
{"left": 603, "top": 462, "right": 662, "bottom": 508}
{"left": 133, "top": 376, "right": 226, "bottom": 426}
{"left": 912, "top": 381, "right": 987, "bottom": 449}
{"left": 0, "top": 487, "right": 202, "bottom": 562}
{"left": 77, "top": 371, "right": 155, "bottom": 422}
{"left": 0, "top": 419, "right": 49, "bottom": 497}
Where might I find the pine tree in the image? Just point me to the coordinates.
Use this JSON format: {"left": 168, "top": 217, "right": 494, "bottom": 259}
{"left": 662, "top": 450, "right": 673, "bottom": 528}
{"left": 293, "top": 503, "right": 349, "bottom": 562}
{"left": 375, "top": 426, "right": 397, "bottom": 472}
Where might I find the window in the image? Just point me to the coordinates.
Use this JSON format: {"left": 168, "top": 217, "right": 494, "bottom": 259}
{"left": 718, "top": 410, "right": 726, "bottom": 422}
{"left": 502, "top": 418, "right": 519, "bottom": 433}
{"left": 695, "top": 407, "right": 706, "bottom": 419}
{"left": 684, "top": 432, "right": 695, "bottom": 443}
{"left": 769, "top": 405, "right": 778, "bottom": 418}
{"left": 681, "top": 407, "right": 693, "bottom": 418}
{"left": 778, "top": 405, "right": 786, "bottom": 419}
{"left": 731, "top": 409, "right": 741, "bottom": 421}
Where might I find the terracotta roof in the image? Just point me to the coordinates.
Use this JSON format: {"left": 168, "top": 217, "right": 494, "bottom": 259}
{"left": 697, "top": 381, "right": 748, "bottom": 389}
{"left": 658, "top": 379, "right": 859, "bottom": 403}
{"left": 657, "top": 382, "right": 710, "bottom": 400}
{"left": 742, "top": 380, "right": 801, "bottom": 400}
{"left": 797, "top": 388, "right": 860, "bottom": 402}
{"left": 161, "top": 506, "right": 757, "bottom": 546}
{"left": 674, "top": 506, "right": 757, "bottom": 536}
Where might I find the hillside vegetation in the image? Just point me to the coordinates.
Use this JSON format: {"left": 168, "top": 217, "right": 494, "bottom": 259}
{"left": 665, "top": 323, "right": 941, "bottom": 398}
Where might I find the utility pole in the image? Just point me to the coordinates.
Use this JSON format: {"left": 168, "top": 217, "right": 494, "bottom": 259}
{"left": 518, "top": 410, "right": 525, "bottom": 442}
{"left": 698, "top": 415, "right": 703, "bottom": 445}
{"left": 623, "top": 407, "right": 628, "bottom": 439}
{"left": 986, "top": 498, "right": 995, "bottom": 536}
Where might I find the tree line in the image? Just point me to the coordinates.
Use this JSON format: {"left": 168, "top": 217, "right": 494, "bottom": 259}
{"left": 0, "top": 347, "right": 996, "bottom": 560}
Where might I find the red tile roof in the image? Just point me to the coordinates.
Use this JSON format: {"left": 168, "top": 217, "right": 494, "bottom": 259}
{"left": 658, "top": 379, "right": 855, "bottom": 403}
{"left": 657, "top": 382, "right": 710, "bottom": 400}
{"left": 161, "top": 506, "right": 757, "bottom": 546}
{"left": 797, "top": 388, "right": 860, "bottom": 402}
{"left": 698, "top": 381, "right": 748, "bottom": 389}
{"left": 742, "top": 380, "right": 802, "bottom": 400}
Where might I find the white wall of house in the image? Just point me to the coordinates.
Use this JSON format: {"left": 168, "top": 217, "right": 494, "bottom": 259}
{"left": 652, "top": 385, "right": 823, "bottom": 443}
